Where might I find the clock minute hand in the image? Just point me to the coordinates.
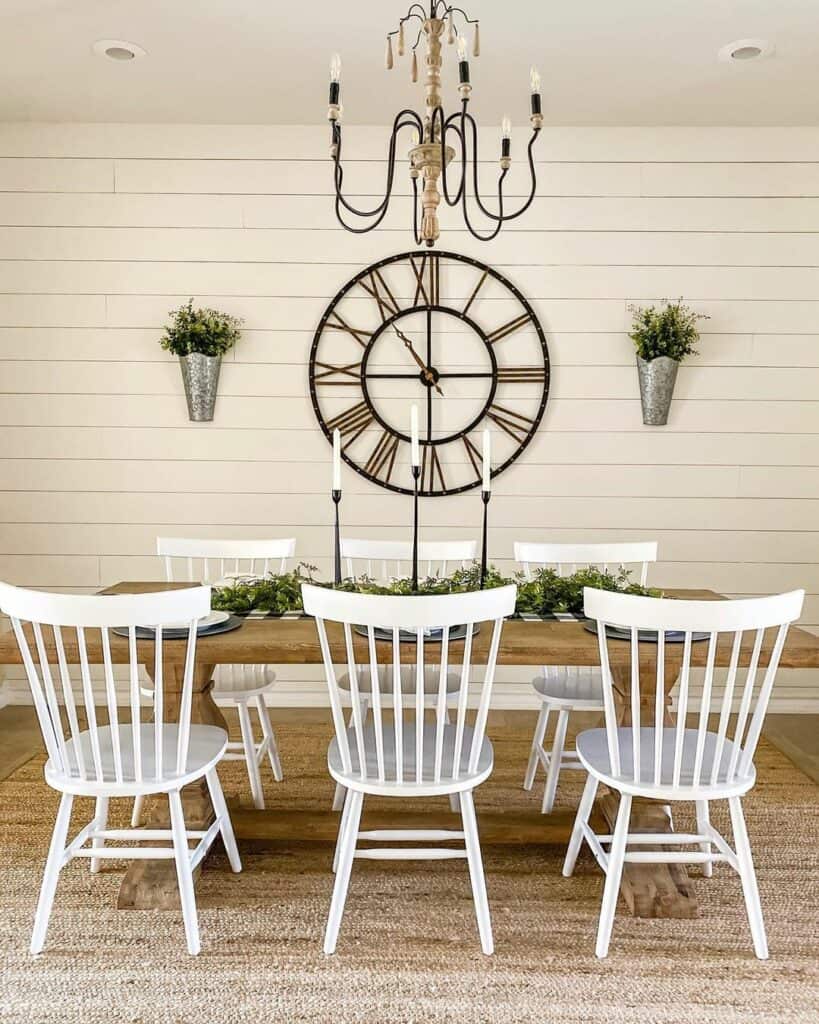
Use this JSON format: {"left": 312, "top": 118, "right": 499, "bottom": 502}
{"left": 391, "top": 324, "right": 444, "bottom": 397}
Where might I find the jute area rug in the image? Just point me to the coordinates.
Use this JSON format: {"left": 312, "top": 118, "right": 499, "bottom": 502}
{"left": 0, "top": 717, "right": 816, "bottom": 1024}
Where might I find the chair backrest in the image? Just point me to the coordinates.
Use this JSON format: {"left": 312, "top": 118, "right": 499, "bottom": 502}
{"left": 514, "top": 541, "right": 658, "bottom": 586}
{"left": 302, "top": 583, "right": 517, "bottom": 786}
{"left": 0, "top": 582, "right": 210, "bottom": 785}
{"left": 157, "top": 536, "right": 296, "bottom": 584}
{"left": 583, "top": 587, "right": 804, "bottom": 790}
{"left": 341, "top": 538, "right": 478, "bottom": 581}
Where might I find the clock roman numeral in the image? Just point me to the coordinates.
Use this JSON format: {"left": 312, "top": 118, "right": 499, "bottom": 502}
{"left": 497, "top": 365, "right": 547, "bottom": 383}
{"left": 364, "top": 430, "right": 400, "bottom": 484}
{"left": 462, "top": 269, "right": 488, "bottom": 317}
{"left": 359, "top": 268, "right": 401, "bottom": 322}
{"left": 421, "top": 443, "right": 446, "bottom": 493}
{"left": 325, "top": 312, "right": 372, "bottom": 348}
{"left": 461, "top": 435, "right": 483, "bottom": 480}
{"left": 486, "top": 313, "right": 532, "bottom": 345}
{"left": 313, "top": 360, "right": 363, "bottom": 386}
{"left": 410, "top": 253, "right": 440, "bottom": 306}
{"left": 325, "top": 401, "right": 373, "bottom": 446}
{"left": 486, "top": 403, "right": 536, "bottom": 444}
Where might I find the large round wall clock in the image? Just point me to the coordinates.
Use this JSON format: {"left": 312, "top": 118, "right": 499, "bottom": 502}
{"left": 309, "top": 251, "right": 550, "bottom": 497}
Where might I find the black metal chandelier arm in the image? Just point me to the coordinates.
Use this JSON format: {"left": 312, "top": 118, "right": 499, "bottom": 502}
{"left": 459, "top": 104, "right": 507, "bottom": 241}
{"left": 411, "top": 174, "right": 422, "bottom": 245}
{"left": 463, "top": 108, "right": 540, "bottom": 223}
{"left": 332, "top": 110, "right": 423, "bottom": 221}
{"left": 431, "top": 105, "right": 466, "bottom": 207}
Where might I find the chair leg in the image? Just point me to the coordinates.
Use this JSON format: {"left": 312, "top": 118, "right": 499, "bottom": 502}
{"left": 332, "top": 787, "right": 354, "bottom": 874}
{"left": 696, "top": 799, "right": 713, "bottom": 878}
{"left": 729, "top": 796, "right": 769, "bottom": 960}
{"left": 89, "top": 796, "right": 109, "bottom": 874}
{"left": 30, "top": 792, "right": 73, "bottom": 955}
{"left": 254, "top": 695, "right": 283, "bottom": 782}
{"left": 595, "top": 792, "right": 631, "bottom": 959}
{"left": 237, "top": 699, "right": 265, "bottom": 810}
{"left": 130, "top": 794, "right": 145, "bottom": 828}
{"left": 324, "top": 790, "right": 363, "bottom": 955}
{"left": 541, "top": 708, "right": 569, "bottom": 814}
{"left": 523, "top": 702, "right": 550, "bottom": 791}
{"left": 168, "top": 789, "right": 200, "bottom": 956}
{"left": 459, "top": 789, "right": 493, "bottom": 955}
{"left": 206, "top": 769, "right": 242, "bottom": 873}
{"left": 563, "top": 773, "right": 599, "bottom": 877}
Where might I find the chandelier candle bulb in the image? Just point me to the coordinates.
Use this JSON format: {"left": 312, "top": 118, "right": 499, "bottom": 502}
{"left": 530, "top": 66, "right": 542, "bottom": 115}
{"left": 500, "top": 116, "right": 511, "bottom": 167}
{"left": 410, "top": 405, "right": 420, "bottom": 467}
{"left": 457, "top": 35, "right": 470, "bottom": 83}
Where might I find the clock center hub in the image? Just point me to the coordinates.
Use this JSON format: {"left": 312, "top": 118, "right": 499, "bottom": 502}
{"left": 420, "top": 365, "right": 441, "bottom": 387}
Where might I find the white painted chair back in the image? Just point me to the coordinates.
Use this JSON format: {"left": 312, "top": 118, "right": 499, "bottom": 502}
{"left": 583, "top": 587, "right": 804, "bottom": 791}
{"left": 157, "top": 536, "right": 296, "bottom": 584}
{"left": 341, "top": 538, "right": 478, "bottom": 581}
{"left": 514, "top": 541, "right": 658, "bottom": 586}
{"left": 302, "top": 584, "right": 516, "bottom": 787}
{"left": 0, "top": 582, "right": 211, "bottom": 785}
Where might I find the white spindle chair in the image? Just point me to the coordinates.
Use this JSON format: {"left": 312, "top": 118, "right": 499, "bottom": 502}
{"left": 133, "top": 537, "right": 295, "bottom": 824}
{"left": 302, "top": 582, "right": 517, "bottom": 955}
{"left": 515, "top": 541, "right": 658, "bottom": 813}
{"left": 332, "top": 537, "right": 479, "bottom": 812}
{"left": 565, "top": 586, "right": 804, "bottom": 959}
{"left": 0, "top": 582, "right": 241, "bottom": 956}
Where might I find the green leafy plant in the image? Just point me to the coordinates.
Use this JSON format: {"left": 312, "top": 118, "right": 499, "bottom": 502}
{"left": 210, "top": 562, "right": 660, "bottom": 616}
{"left": 628, "top": 298, "right": 708, "bottom": 363}
{"left": 160, "top": 299, "right": 243, "bottom": 358}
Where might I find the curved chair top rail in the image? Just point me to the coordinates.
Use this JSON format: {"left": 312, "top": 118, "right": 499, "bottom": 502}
{"left": 0, "top": 582, "right": 210, "bottom": 785}
{"left": 584, "top": 587, "right": 804, "bottom": 633}
{"left": 583, "top": 586, "right": 805, "bottom": 792}
{"left": 0, "top": 580, "right": 211, "bottom": 628}
{"left": 302, "top": 583, "right": 516, "bottom": 629}
{"left": 514, "top": 541, "right": 658, "bottom": 587}
{"left": 303, "top": 583, "right": 517, "bottom": 788}
{"left": 156, "top": 536, "right": 296, "bottom": 583}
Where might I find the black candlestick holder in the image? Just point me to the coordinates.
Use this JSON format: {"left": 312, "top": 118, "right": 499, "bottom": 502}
{"left": 332, "top": 488, "right": 342, "bottom": 586}
{"left": 411, "top": 464, "right": 421, "bottom": 592}
{"left": 480, "top": 489, "right": 490, "bottom": 589}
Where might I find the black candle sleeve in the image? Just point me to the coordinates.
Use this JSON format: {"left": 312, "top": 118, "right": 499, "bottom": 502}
{"left": 329, "top": 81, "right": 340, "bottom": 105}
{"left": 501, "top": 137, "right": 511, "bottom": 158}
{"left": 531, "top": 92, "right": 542, "bottom": 116}
{"left": 459, "top": 60, "right": 470, "bottom": 83}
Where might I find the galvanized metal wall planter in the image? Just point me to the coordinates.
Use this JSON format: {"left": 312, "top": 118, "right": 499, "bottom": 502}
{"left": 637, "top": 355, "right": 678, "bottom": 426}
{"left": 179, "top": 353, "right": 222, "bottom": 422}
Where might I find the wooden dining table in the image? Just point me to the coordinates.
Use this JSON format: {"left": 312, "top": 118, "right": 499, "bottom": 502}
{"left": 3, "top": 580, "right": 818, "bottom": 921}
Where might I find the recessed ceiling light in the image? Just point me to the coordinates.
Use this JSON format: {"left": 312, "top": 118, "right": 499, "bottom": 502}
{"left": 92, "top": 39, "right": 147, "bottom": 62}
{"left": 718, "top": 38, "right": 774, "bottom": 64}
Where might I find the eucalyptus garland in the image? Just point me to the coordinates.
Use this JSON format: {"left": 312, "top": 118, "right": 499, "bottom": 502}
{"left": 210, "top": 562, "right": 661, "bottom": 616}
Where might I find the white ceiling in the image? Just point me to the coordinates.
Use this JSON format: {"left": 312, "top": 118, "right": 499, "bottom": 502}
{"left": 0, "top": 0, "right": 816, "bottom": 125}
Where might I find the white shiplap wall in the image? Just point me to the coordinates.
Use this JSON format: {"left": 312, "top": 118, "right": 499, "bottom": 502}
{"left": 0, "top": 122, "right": 818, "bottom": 709}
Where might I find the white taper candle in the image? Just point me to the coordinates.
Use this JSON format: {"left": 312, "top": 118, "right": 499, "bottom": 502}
{"left": 410, "top": 405, "right": 420, "bottom": 467}
{"left": 332, "top": 428, "right": 341, "bottom": 491}
{"left": 482, "top": 428, "right": 491, "bottom": 492}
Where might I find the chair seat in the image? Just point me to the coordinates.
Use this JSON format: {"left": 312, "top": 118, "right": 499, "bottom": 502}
{"left": 212, "top": 663, "right": 277, "bottom": 700}
{"left": 44, "top": 723, "right": 228, "bottom": 795}
{"left": 532, "top": 668, "right": 605, "bottom": 708}
{"left": 328, "top": 722, "right": 493, "bottom": 796}
{"left": 576, "top": 727, "right": 756, "bottom": 798}
{"left": 337, "top": 664, "right": 462, "bottom": 697}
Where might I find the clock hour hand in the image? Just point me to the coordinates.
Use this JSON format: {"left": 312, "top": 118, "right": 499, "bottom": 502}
{"left": 390, "top": 324, "right": 444, "bottom": 396}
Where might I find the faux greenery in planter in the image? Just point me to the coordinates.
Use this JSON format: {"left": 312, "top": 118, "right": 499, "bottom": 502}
{"left": 161, "top": 299, "right": 243, "bottom": 421}
{"left": 628, "top": 299, "right": 708, "bottom": 426}
{"left": 210, "top": 562, "right": 661, "bottom": 617}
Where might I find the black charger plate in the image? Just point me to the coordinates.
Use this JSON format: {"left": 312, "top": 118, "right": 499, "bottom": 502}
{"left": 354, "top": 623, "right": 480, "bottom": 643}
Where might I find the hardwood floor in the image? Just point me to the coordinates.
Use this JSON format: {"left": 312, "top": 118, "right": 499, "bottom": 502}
{"left": 1, "top": 705, "right": 816, "bottom": 784}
